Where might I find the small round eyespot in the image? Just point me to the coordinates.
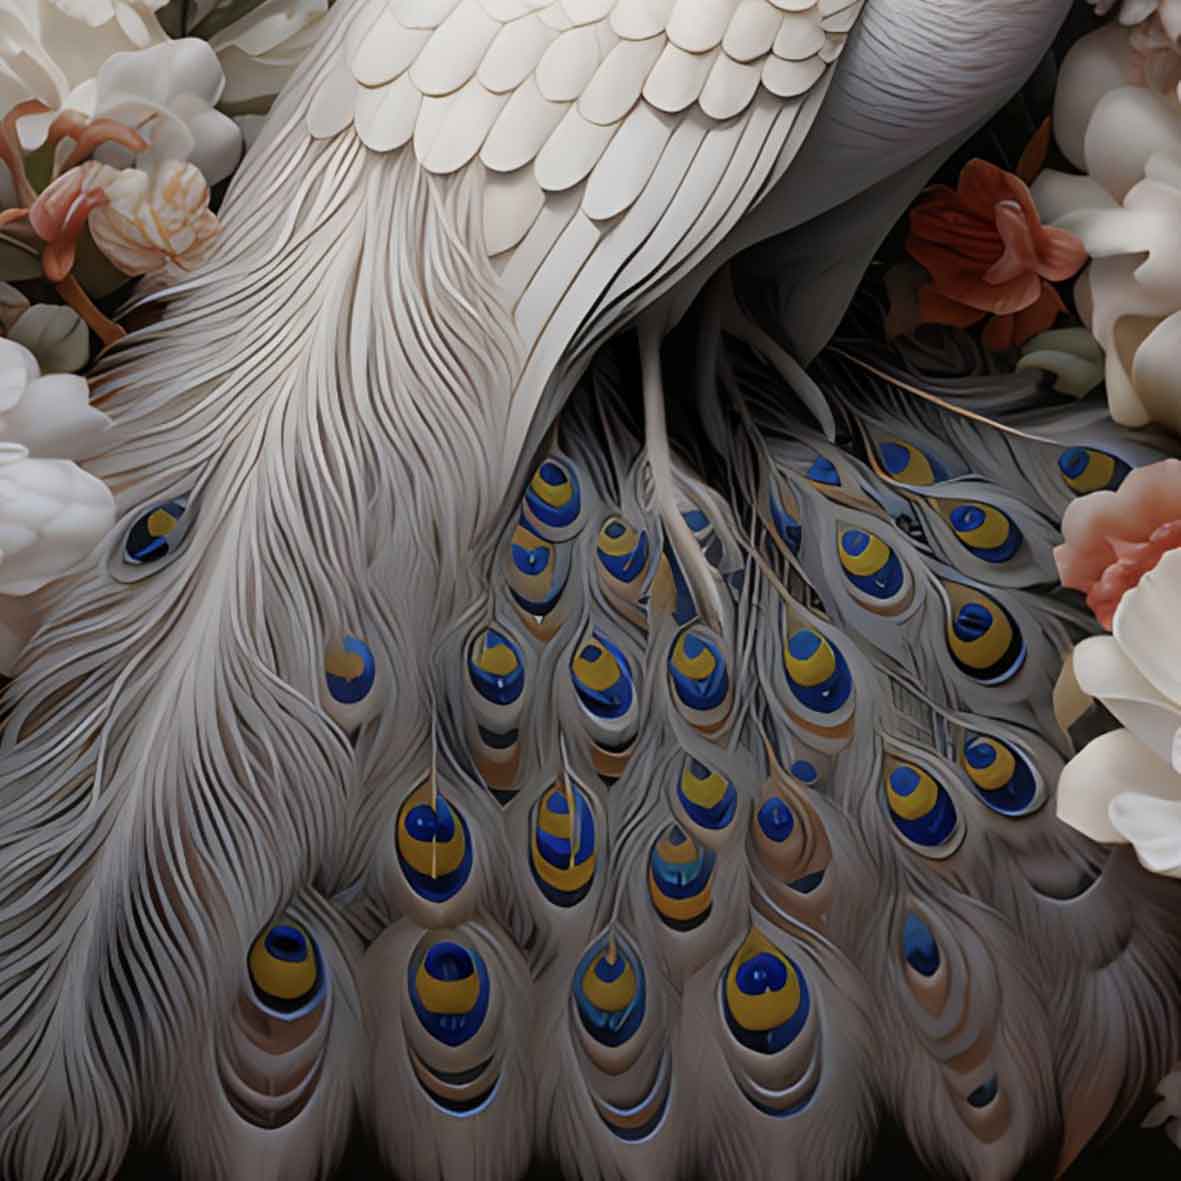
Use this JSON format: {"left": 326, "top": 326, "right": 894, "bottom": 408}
{"left": 789, "top": 760, "right": 817, "bottom": 785}
{"left": 783, "top": 628, "right": 853, "bottom": 714}
{"left": 1058, "top": 446, "right": 1130, "bottom": 495}
{"left": 409, "top": 939, "right": 491, "bottom": 1047}
{"left": 884, "top": 760, "right": 963, "bottom": 857}
{"left": 325, "top": 636, "right": 375, "bottom": 705}
{"left": 943, "top": 583, "right": 1026, "bottom": 685}
{"left": 648, "top": 825, "right": 716, "bottom": 932}
{"left": 757, "top": 797, "right": 795, "bottom": 842}
{"left": 468, "top": 628, "right": 524, "bottom": 706}
{"left": 596, "top": 517, "right": 649, "bottom": 584}
{"left": 769, "top": 483, "right": 803, "bottom": 555}
{"left": 248, "top": 922, "right": 324, "bottom": 1018}
{"left": 967, "top": 1076, "right": 999, "bottom": 1108}
{"left": 961, "top": 733, "right": 1043, "bottom": 816}
{"left": 877, "top": 439, "right": 948, "bottom": 486}
{"left": 901, "top": 913, "right": 940, "bottom": 977}
{"left": 723, "top": 930, "right": 811, "bottom": 1055}
{"left": 806, "top": 455, "right": 840, "bottom": 487}
{"left": 396, "top": 783, "right": 473, "bottom": 905}
{"left": 574, "top": 938, "right": 646, "bottom": 1048}
{"left": 530, "top": 781, "right": 597, "bottom": 907}
{"left": 123, "top": 498, "right": 190, "bottom": 568}
{"left": 947, "top": 503, "right": 1023, "bottom": 564}
{"left": 507, "top": 523, "right": 570, "bottom": 617}
{"left": 838, "top": 527, "right": 908, "bottom": 606}
{"left": 572, "top": 631, "right": 635, "bottom": 721}
{"left": 522, "top": 458, "right": 583, "bottom": 539}
{"left": 677, "top": 757, "right": 738, "bottom": 832}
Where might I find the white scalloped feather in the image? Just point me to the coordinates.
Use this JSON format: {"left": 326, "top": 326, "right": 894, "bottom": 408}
{"left": 305, "top": 0, "right": 862, "bottom": 471}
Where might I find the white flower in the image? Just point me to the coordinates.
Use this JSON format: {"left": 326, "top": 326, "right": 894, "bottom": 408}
{"left": 1016, "top": 327, "right": 1105, "bottom": 397}
{"left": 1056, "top": 547, "right": 1181, "bottom": 876}
{"left": 92, "top": 39, "right": 242, "bottom": 185}
{"left": 1145, "top": 1067, "right": 1181, "bottom": 1148}
{"left": 89, "top": 159, "right": 220, "bottom": 275}
{"left": 0, "top": 0, "right": 168, "bottom": 151}
{"left": 1034, "top": 25, "right": 1181, "bottom": 435}
{"left": 7, "top": 303, "right": 89, "bottom": 373}
{"left": 208, "top": 0, "right": 327, "bottom": 109}
{"left": 0, "top": 336, "right": 114, "bottom": 673}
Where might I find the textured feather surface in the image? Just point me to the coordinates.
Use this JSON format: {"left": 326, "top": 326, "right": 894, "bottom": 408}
{"left": 307, "top": 0, "right": 861, "bottom": 479}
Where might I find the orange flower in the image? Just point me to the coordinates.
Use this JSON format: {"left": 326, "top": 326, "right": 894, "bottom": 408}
{"left": 906, "top": 159, "right": 1088, "bottom": 350}
{"left": 1056, "top": 459, "right": 1181, "bottom": 629}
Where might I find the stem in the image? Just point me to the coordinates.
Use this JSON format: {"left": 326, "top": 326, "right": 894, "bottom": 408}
{"left": 55, "top": 274, "right": 125, "bottom": 349}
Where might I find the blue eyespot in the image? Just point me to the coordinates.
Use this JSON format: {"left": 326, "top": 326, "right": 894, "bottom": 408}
{"left": 648, "top": 825, "right": 716, "bottom": 932}
{"left": 838, "top": 528, "right": 906, "bottom": 601}
{"left": 669, "top": 629, "right": 730, "bottom": 715}
{"left": 757, "top": 797, "right": 795, "bottom": 843}
{"left": 572, "top": 631, "right": 635, "bottom": 721}
{"left": 1058, "top": 447, "right": 1130, "bottom": 495}
{"left": 248, "top": 922, "right": 325, "bottom": 1018}
{"left": 723, "top": 930, "right": 811, "bottom": 1055}
{"left": 770, "top": 485, "right": 802, "bottom": 555}
{"left": 947, "top": 503, "right": 1023, "bottom": 564}
{"left": 531, "top": 782, "right": 597, "bottom": 907}
{"left": 789, "top": 760, "right": 817, "bottom": 784}
{"left": 967, "top": 1076, "right": 999, "bottom": 1108}
{"left": 573, "top": 937, "right": 646, "bottom": 1048}
{"left": 125, "top": 498, "right": 188, "bottom": 565}
{"left": 806, "top": 456, "right": 840, "bottom": 486}
{"left": 409, "top": 939, "right": 491, "bottom": 1047}
{"left": 678, "top": 757, "right": 738, "bottom": 831}
{"left": 943, "top": 583, "right": 1026, "bottom": 685}
{"left": 901, "top": 913, "right": 940, "bottom": 977}
{"left": 878, "top": 440, "right": 949, "bottom": 486}
{"left": 783, "top": 628, "right": 853, "bottom": 714}
{"left": 961, "top": 734, "right": 1042, "bottom": 815}
{"left": 885, "top": 762, "right": 962, "bottom": 855}
{"left": 468, "top": 628, "right": 525, "bottom": 706}
{"left": 597, "top": 517, "right": 650, "bottom": 584}
{"left": 325, "top": 636, "right": 375, "bottom": 705}
{"left": 396, "top": 783, "right": 474, "bottom": 904}
{"left": 523, "top": 459, "right": 582, "bottom": 535}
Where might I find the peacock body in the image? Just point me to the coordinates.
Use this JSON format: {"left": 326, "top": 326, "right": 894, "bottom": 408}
{"left": 0, "top": 1, "right": 1178, "bottom": 1180}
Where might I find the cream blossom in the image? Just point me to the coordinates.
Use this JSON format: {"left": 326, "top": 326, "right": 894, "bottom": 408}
{"left": 1034, "top": 24, "right": 1181, "bottom": 435}
{"left": 0, "top": 336, "right": 114, "bottom": 672}
{"left": 89, "top": 158, "right": 220, "bottom": 275}
{"left": 1054, "top": 462, "right": 1181, "bottom": 875}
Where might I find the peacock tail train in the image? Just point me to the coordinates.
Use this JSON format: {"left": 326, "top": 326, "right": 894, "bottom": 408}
{"left": 0, "top": 2, "right": 1179, "bottom": 1179}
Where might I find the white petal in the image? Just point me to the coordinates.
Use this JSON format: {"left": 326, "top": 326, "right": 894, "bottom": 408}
{"left": 1073, "top": 633, "right": 1181, "bottom": 765}
{"left": 1057, "top": 726, "right": 1181, "bottom": 844}
{"left": 0, "top": 372, "right": 110, "bottom": 459}
{"left": 1112, "top": 548, "right": 1181, "bottom": 709}
{"left": 1053, "top": 24, "right": 1135, "bottom": 171}
{"left": 8, "top": 304, "right": 89, "bottom": 374}
{"left": 1110, "top": 792, "right": 1181, "bottom": 877}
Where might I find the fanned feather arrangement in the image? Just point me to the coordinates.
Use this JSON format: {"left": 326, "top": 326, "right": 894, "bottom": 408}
{"left": 0, "top": 0, "right": 1179, "bottom": 1179}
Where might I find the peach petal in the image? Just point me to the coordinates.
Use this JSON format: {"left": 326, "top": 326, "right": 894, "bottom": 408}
{"left": 984, "top": 201, "right": 1041, "bottom": 286}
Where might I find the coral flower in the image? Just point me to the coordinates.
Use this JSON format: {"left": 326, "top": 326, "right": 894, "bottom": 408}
{"left": 1056, "top": 459, "right": 1181, "bottom": 628}
{"left": 907, "top": 159, "right": 1088, "bottom": 350}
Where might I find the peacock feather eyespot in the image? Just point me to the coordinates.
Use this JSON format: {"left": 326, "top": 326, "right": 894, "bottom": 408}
{"left": 677, "top": 756, "right": 738, "bottom": 832}
{"left": 248, "top": 922, "right": 325, "bottom": 1019}
{"left": 877, "top": 439, "right": 949, "bottom": 486}
{"left": 884, "top": 759, "right": 964, "bottom": 857}
{"left": 769, "top": 482, "right": 803, "bottom": 556}
{"left": 806, "top": 455, "right": 841, "bottom": 487}
{"left": 722, "top": 930, "right": 811, "bottom": 1056}
{"left": 669, "top": 627, "right": 731, "bottom": 732}
{"left": 408, "top": 938, "right": 491, "bottom": 1048}
{"left": 396, "top": 782, "right": 473, "bottom": 904}
{"left": 507, "top": 522, "right": 570, "bottom": 618}
{"left": 961, "top": 733, "right": 1043, "bottom": 816}
{"left": 122, "top": 497, "right": 190, "bottom": 569}
{"left": 945, "top": 502, "right": 1023, "bottom": 564}
{"left": 324, "top": 636, "right": 375, "bottom": 705}
{"left": 837, "top": 526, "right": 910, "bottom": 609}
{"left": 1057, "top": 446, "right": 1130, "bottom": 495}
{"left": 648, "top": 824, "right": 716, "bottom": 932}
{"left": 522, "top": 458, "right": 583, "bottom": 539}
{"left": 901, "top": 913, "right": 940, "bottom": 978}
{"left": 783, "top": 626, "right": 853, "bottom": 714}
{"left": 572, "top": 630, "right": 635, "bottom": 721}
{"left": 757, "top": 796, "right": 795, "bottom": 843}
{"left": 530, "top": 781, "right": 597, "bottom": 907}
{"left": 468, "top": 627, "right": 525, "bottom": 706}
{"left": 596, "top": 516, "right": 649, "bottom": 584}
{"left": 967, "top": 1075, "right": 1000, "bottom": 1108}
{"left": 789, "top": 759, "right": 818, "bottom": 785}
{"left": 573, "top": 937, "right": 646, "bottom": 1049}
{"left": 942, "top": 582, "right": 1026, "bottom": 685}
